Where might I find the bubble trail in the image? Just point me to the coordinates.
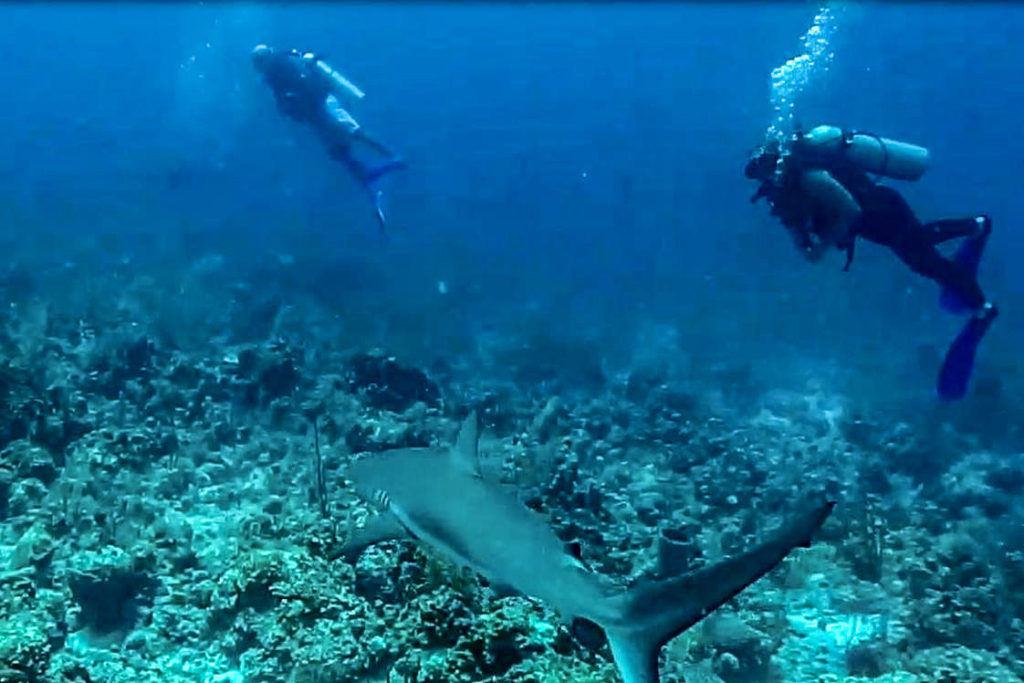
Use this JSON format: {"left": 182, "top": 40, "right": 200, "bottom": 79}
{"left": 765, "top": 3, "right": 846, "bottom": 148}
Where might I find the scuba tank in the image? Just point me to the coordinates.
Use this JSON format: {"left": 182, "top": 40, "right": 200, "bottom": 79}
{"left": 801, "top": 124, "right": 930, "bottom": 181}
{"left": 301, "top": 52, "right": 365, "bottom": 101}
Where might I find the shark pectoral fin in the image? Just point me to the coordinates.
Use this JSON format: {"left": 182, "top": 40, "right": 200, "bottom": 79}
{"left": 603, "top": 496, "right": 835, "bottom": 683}
{"left": 340, "top": 514, "right": 411, "bottom": 560}
{"left": 451, "top": 411, "right": 482, "bottom": 478}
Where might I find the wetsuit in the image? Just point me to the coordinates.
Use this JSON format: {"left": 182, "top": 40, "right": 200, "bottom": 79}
{"left": 259, "top": 50, "right": 329, "bottom": 121}
{"left": 748, "top": 134, "right": 997, "bottom": 400}
{"left": 771, "top": 142, "right": 990, "bottom": 311}
{"left": 258, "top": 51, "right": 364, "bottom": 170}
{"left": 253, "top": 46, "right": 406, "bottom": 236}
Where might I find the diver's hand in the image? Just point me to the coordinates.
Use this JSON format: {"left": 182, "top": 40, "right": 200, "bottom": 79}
{"left": 842, "top": 242, "right": 855, "bottom": 271}
{"left": 788, "top": 226, "right": 826, "bottom": 263}
{"left": 802, "top": 237, "right": 828, "bottom": 263}
{"left": 803, "top": 247, "right": 826, "bottom": 263}
{"left": 275, "top": 92, "right": 303, "bottom": 118}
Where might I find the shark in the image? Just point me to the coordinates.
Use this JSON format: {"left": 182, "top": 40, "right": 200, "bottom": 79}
{"left": 344, "top": 412, "right": 834, "bottom": 683}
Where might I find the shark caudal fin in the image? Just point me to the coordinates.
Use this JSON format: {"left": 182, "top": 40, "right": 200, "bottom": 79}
{"left": 602, "top": 497, "right": 835, "bottom": 683}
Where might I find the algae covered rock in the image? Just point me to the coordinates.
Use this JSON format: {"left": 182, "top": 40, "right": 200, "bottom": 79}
{"left": 906, "top": 645, "right": 1021, "bottom": 682}
{"left": 218, "top": 341, "right": 305, "bottom": 409}
{"left": 1, "top": 440, "right": 58, "bottom": 486}
{"left": 0, "top": 612, "right": 52, "bottom": 682}
{"left": 65, "top": 546, "right": 159, "bottom": 637}
{"left": 8, "top": 523, "right": 57, "bottom": 572}
{"left": 344, "top": 410, "right": 435, "bottom": 453}
{"left": 0, "top": 362, "right": 45, "bottom": 452}
{"left": 391, "top": 598, "right": 559, "bottom": 682}
{"left": 344, "top": 349, "right": 441, "bottom": 412}
{"left": 207, "top": 548, "right": 393, "bottom": 682}
{"left": 0, "top": 466, "right": 12, "bottom": 520}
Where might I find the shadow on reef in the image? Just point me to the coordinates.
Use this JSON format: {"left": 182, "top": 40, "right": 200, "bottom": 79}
{"left": 67, "top": 549, "right": 160, "bottom": 637}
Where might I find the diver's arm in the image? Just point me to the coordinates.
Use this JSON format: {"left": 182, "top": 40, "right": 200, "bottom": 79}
{"left": 787, "top": 226, "right": 827, "bottom": 263}
{"left": 799, "top": 169, "right": 861, "bottom": 248}
{"left": 802, "top": 236, "right": 828, "bottom": 263}
{"left": 274, "top": 90, "right": 299, "bottom": 114}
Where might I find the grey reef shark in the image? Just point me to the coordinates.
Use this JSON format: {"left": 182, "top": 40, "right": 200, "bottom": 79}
{"left": 344, "top": 412, "right": 834, "bottom": 683}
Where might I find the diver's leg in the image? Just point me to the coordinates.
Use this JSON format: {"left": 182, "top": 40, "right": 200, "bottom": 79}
{"left": 894, "top": 233, "right": 998, "bottom": 399}
{"left": 317, "top": 95, "right": 405, "bottom": 185}
{"left": 321, "top": 97, "right": 400, "bottom": 238}
{"left": 893, "top": 240, "right": 986, "bottom": 312}
{"left": 921, "top": 215, "right": 989, "bottom": 245}
{"left": 884, "top": 207, "right": 996, "bottom": 399}
{"left": 893, "top": 224, "right": 998, "bottom": 399}
{"left": 361, "top": 158, "right": 407, "bottom": 186}
{"left": 351, "top": 129, "right": 406, "bottom": 184}
{"left": 939, "top": 216, "right": 992, "bottom": 313}
{"left": 329, "top": 142, "right": 402, "bottom": 188}
{"left": 353, "top": 128, "right": 397, "bottom": 157}
{"left": 328, "top": 144, "right": 390, "bottom": 240}
{"left": 949, "top": 216, "right": 992, "bottom": 277}
{"left": 328, "top": 144, "right": 372, "bottom": 185}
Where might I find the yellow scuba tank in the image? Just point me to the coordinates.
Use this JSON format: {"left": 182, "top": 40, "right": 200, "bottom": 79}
{"left": 802, "top": 124, "right": 930, "bottom": 181}
{"left": 302, "top": 53, "right": 365, "bottom": 101}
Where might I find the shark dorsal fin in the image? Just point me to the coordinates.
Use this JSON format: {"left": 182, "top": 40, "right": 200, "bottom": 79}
{"left": 451, "top": 411, "right": 482, "bottom": 478}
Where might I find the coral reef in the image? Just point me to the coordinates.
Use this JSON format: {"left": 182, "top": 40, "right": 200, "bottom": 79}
{"left": 0, "top": 264, "right": 1019, "bottom": 683}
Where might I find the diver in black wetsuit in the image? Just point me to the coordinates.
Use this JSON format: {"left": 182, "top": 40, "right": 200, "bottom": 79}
{"left": 251, "top": 44, "right": 406, "bottom": 237}
{"left": 745, "top": 126, "right": 998, "bottom": 399}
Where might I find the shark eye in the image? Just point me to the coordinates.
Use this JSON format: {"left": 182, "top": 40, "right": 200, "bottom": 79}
{"left": 374, "top": 490, "right": 391, "bottom": 509}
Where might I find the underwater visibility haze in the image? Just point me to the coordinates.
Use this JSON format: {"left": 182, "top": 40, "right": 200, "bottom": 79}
{"left": 0, "top": 2, "right": 1023, "bottom": 682}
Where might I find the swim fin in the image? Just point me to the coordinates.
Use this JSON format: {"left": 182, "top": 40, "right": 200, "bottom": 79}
{"left": 939, "top": 216, "right": 991, "bottom": 314}
{"left": 372, "top": 189, "right": 390, "bottom": 243}
{"left": 937, "top": 302, "right": 998, "bottom": 400}
{"left": 363, "top": 157, "right": 407, "bottom": 186}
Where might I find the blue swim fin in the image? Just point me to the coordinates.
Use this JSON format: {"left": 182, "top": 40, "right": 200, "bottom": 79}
{"left": 937, "top": 303, "right": 998, "bottom": 400}
{"left": 939, "top": 289, "right": 969, "bottom": 315}
{"left": 363, "top": 157, "right": 407, "bottom": 186}
{"left": 939, "top": 216, "right": 991, "bottom": 314}
{"left": 372, "top": 189, "right": 390, "bottom": 243}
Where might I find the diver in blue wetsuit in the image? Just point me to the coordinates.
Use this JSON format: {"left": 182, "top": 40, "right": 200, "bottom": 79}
{"left": 251, "top": 44, "right": 406, "bottom": 237}
{"left": 746, "top": 125, "right": 998, "bottom": 400}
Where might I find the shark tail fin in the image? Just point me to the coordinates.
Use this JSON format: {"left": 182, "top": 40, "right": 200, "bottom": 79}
{"left": 602, "top": 496, "right": 835, "bottom": 683}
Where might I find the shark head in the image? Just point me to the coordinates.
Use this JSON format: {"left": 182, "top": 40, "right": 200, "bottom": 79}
{"left": 348, "top": 410, "right": 482, "bottom": 507}
{"left": 347, "top": 446, "right": 443, "bottom": 512}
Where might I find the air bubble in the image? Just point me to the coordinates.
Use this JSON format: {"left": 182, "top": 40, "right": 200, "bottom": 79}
{"left": 764, "top": 3, "right": 846, "bottom": 148}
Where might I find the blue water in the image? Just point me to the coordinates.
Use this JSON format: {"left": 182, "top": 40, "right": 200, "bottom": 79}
{"left": 1, "top": 5, "right": 1023, "bottom": 678}
{"left": 3, "top": 3, "right": 1020, "bottom": 400}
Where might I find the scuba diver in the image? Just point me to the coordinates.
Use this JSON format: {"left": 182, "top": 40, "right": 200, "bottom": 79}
{"left": 745, "top": 125, "right": 998, "bottom": 400}
{"left": 251, "top": 44, "right": 406, "bottom": 238}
